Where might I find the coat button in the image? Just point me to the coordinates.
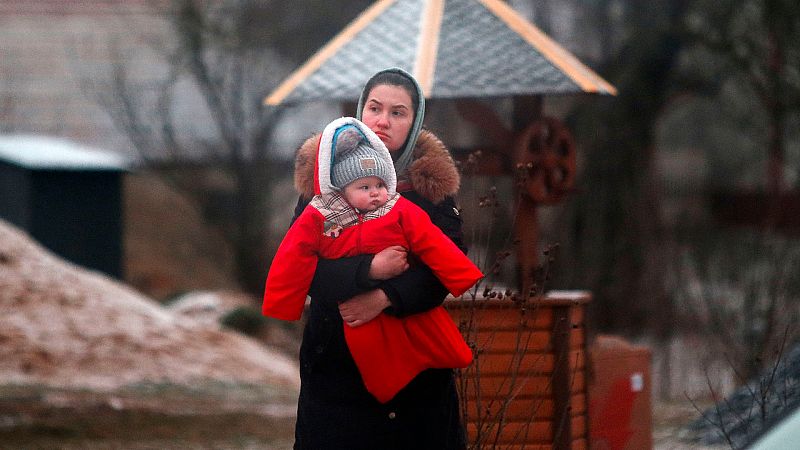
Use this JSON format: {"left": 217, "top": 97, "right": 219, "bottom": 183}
{"left": 388, "top": 411, "right": 396, "bottom": 419}
{"left": 315, "top": 345, "right": 324, "bottom": 354}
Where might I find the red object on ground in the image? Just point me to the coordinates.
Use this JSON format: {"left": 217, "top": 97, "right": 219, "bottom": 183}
{"left": 588, "top": 334, "right": 652, "bottom": 450}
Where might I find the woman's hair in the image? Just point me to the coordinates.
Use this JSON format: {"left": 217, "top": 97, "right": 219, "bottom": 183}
{"left": 362, "top": 71, "right": 420, "bottom": 116}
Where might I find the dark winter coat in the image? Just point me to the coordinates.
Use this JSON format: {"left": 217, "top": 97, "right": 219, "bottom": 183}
{"left": 289, "top": 128, "right": 468, "bottom": 450}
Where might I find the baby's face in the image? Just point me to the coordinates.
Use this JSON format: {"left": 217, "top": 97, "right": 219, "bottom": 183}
{"left": 343, "top": 176, "right": 389, "bottom": 212}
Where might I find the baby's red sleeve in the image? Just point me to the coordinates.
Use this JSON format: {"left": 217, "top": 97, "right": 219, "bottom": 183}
{"left": 398, "top": 200, "right": 483, "bottom": 297}
{"left": 262, "top": 209, "right": 320, "bottom": 320}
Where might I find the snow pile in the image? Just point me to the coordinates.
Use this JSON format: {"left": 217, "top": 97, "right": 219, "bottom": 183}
{"left": 0, "top": 219, "right": 299, "bottom": 391}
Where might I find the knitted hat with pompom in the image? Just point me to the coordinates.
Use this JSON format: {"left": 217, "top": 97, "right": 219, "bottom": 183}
{"left": 330, "top": 124, "right": 393, "bottom": 190}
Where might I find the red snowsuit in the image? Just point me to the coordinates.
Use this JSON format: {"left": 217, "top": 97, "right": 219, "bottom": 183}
{"left": 263, "top": 119, "right": 482, "bottom": 403}
{"left": 263, "top": 191, "right": 482, "bottom": 403}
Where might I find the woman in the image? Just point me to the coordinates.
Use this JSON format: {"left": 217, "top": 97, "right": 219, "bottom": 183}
{"left": 290, "top": 68, "right": 467, "bottom": 449}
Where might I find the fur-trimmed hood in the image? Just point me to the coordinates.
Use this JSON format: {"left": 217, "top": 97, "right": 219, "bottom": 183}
{"left": 294, "top": 128, "right": 460, "bottom": 205}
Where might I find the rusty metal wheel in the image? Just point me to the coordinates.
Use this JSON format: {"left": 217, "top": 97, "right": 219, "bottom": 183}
{"left": 513, "top": 117, "right": 577, "bottom": 204}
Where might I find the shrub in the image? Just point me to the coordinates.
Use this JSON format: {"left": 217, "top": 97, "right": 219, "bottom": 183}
{"left": 220, "top": 306, "right": 266, "bottom": 336}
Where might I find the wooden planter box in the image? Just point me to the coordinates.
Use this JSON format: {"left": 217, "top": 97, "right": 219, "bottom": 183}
{"left": 446, "top": 291, "right": 591, "bottom": 450}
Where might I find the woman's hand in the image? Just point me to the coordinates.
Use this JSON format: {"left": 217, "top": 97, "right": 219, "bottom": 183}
{"left": 369, "top": 245, "right": 409, "bottom": 280}
{"left": 339, "top": 289, "right": 391, "bottom": 328}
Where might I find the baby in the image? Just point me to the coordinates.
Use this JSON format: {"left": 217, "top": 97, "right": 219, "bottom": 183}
{"left": 263, "top": 117, "right": 483, "bottom": 403}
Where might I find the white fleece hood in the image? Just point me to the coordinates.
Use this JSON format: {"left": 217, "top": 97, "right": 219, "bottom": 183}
{"left": 315, "top": 117, "right": 397, "bottom": 197}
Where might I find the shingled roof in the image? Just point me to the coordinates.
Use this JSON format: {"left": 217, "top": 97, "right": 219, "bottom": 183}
{"left": 265, "top": 0, "right": 616, "bottom": 105}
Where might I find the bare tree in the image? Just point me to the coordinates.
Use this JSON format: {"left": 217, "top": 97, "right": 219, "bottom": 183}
{"left": 554, "top": 0, "right": 692, "bottom": 333}
{"left": 671, "top": 230, "right": 800, "bottom": 382}
{"left": 0, "top": 98, "right": 14, "bottom": 134}
{"left": 684, "top": 0, "right": 800, "bottom": 197}
{"left": 78, "top": 0, "right": 294, "bottom": 295}
{"left": 74, "top": 0, "right": 383, "bottom": 295}
{"left": 0, "top": 70, "right": 17, "bottom": 134}
{"left": 684, "top": 325, "right": 799, "bottom": 448}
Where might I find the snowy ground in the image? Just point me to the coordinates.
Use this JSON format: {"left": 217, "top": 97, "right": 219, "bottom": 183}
{"left": 0, "top": 218, "right": 299, "bottom": 392}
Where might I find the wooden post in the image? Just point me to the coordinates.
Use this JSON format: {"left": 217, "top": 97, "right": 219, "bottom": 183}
{"left": 514, "top": 195, "right": 539, "bottom": 297}
{"left": 512, "top": 95, "right": 543, "bottom": 131}
{"left": 552, "top": 305, "right": 573, "bottom": 450}
{"left": 512, "top": 95, "right": 543, "bottom": 297}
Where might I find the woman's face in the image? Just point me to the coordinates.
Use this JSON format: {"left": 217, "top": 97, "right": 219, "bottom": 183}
{"left": 361, "top": 84, "right": 414, "bottom": 154}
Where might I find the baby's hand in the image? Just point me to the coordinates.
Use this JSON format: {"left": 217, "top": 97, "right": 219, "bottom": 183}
{"left": 369, "top": 245, "right": 409, "bottom": 280}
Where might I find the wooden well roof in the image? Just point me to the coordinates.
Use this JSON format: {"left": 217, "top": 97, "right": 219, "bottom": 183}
{"left": 265, "top": 0, "right": 616, "bottom": 105}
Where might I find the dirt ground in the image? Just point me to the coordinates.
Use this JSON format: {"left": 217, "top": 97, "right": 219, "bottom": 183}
{"left": 0, "top": 385, "right": 723, "bottom": 450}
{"left": 653, "top": 399, "right": 727, "bottom": 450}
{"left": 0, "top": 383, "right": 297, "bottom": 450}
